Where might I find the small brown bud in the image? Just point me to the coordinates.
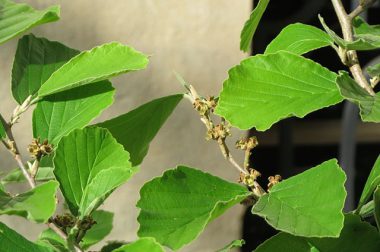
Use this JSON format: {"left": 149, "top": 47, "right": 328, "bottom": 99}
{"left": 205, "top": 96, "right": 217, "bottom": 111}
{"left": 77, "top": 216, "right": 96, "bottom": 231}
{"left": 236, "top": 136, "right": 258, "bottom": 150}
{"left": 53, "top": 213, "right": 76, "bottom": 228}
{"left": 205, "top": 123, "right": 230, "bottom": 141}
{"left": 267, "top": 175, "right": 282, "bottom": 190}
{"left": 239, "top": 169, "right": 261, "bottom": 187}
{"left": 28, "top": 138, "right": 53, "bottom": 159}
{"left": 193, "top": 98, "right": 209, "bottom": 116}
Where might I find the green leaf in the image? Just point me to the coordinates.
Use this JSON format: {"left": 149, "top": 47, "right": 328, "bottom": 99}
{"left": 336, "top": 71, "right": 380, "bottom": 123}
{"left": 215, "top": 51, "right": 342, "bottom": 131}
{"left": 38, "top": 42, "right": 148, "bottom": 97}
{"left": 319, "top": 15, "right": 380, "bottom": 50}
{"left": 0, "top": 222, "right": 54, "bottom": 252}
{"left": 0, "top": 118, "right": 6, "bottom": 139}
{"left": 252, "top": 159, "right": 346, "bottom": 237}
{"left": 113, "top": 237, "right": 164, "bottom": 252}
{"left": 81, "top": 210, "right": 113, "bottom": 249}
{"left": 33, "top": 81, "right": 114, "bottom": 146}
{"left": 217, "top": 239, "right": 245, "bottom": 252}
{"left": 256, "top": 214, "right": 380, "bottom": 252}
{"left": 137, "top": 166, "right": 251, "bottom": 250}
{"left": 12, "top": 34, "right": 79, "bottom": 104}
{"left": 80, "top": 167, "right": 137, "bottom": 217}
{"left": 353, "top": 16, "right": 380, "bottom": 36}
{"left": 358, "top": 200, "right": 375, "bottom": 218}
{"left": 359, "top": 155, "right": 380, "bottom": 209}
{"left": 0, "top": 0, "right": 59, "bottom": 45}
{"left": 367, "top": 63, "right": 380, "bottom": 78}
{"left": 240, "top": 0, "right": 270, "bottom": 52}
{"left": 37, "top": 229, "right": 68, "bottom": 252}
{"left": 374, "top": 186, "right": 380, "bottom": 230}
{"left": 53, "top": 127, "right": 136, "bottom": 217}
{"left": 255, "top": 232, "right": 315, "bottom": 252}
{"left": 1, "top": 167, "right": 54, "bottom": 185}
{"left": 97, "top": 94, "right": 183, "bottom": 166}
{"left": 309, "top": 214, "right": 380, "bottom": 251}
{"left": 0, "top": 181, "right": 58, "bottom": 223}
{"left": 265, "top": 23, "right": 333, "bottom": 55}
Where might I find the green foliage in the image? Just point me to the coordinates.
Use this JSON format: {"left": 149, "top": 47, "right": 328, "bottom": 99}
{"left": 137, "top": 166, "right": 251, "bottom": 250}
{"left": 1, "top": 167, "right": 54, "bottom": 185}
{"left": 0, "top": 222, "right": 54, "bottom": 252}
{"left": 256, "top": 215, "right": 380, "bottom": 252}
{"left": 25, "top": 36, "right": 116, "bottom": 145}
{"left": 12, "top": 34, "right": 79, "bottom": 104}
{"left": 0, "top": 119, "right": 5, "bottom": 139}
{"left": 367, "top": 63, "right": 380, "bottom": 77}
{"left": 53, "top": 127, "right": 136, "bottom": 217}
{"left": 358, "top": 155, "right": 380, "bottom": 209}
{"left": 97, "top": 94, "right": 183, "bottom": 166}
{"left": 240, "top": 0, "right": 270, "bottom": 52}
{"left": 39, "top": 222, "right": 112, "bottom": 252}
{"left": 353, "top": 16, "right": 380, "bottom": 46}
{"left": 252, "top": 159, "right": 346, "bottom": 237}
{"left": 217, "top": 239, "right": 245, "bottom": 252}
{"left": 336, "top": 71, "right": 380, "bottom": 122}
{"left": 37, "top": 229, "right": 68, "bottom": 252}
{"left": 38, "top": 43, "right": 148, "bottom": 97}
{"left": 319, "top": 15, "right": 380, "bottom": 50}
{"left": 33, "top": 81, "right": 115, "bottom": 145}
{"left": 113, "top": 237, "right": 164, "bottom": 252}
{"left": 265, "top": 23, "right": 333, "bottom": 55}
{"left": 81, "top": 210, "right": 114, "bottom": 249}
{"left": 0, "top": 0, "right": 59, "bottom": 45}
{"left": 255, "top": 232, "right": 316, "bottom": 252}
{"left": 215, "top": 51, "right": 342, "bottom": 131}
{"left": 0, "top": 181, "right": 58, "bottom": 223}
{"left": 2, "top": 1, "right": 380, "bottom": 251}
{"left": 374, "top": 186, "right": 380, "bottom": 230}
{"left": 308, "top": 214, "right": 380, "bottom": 252}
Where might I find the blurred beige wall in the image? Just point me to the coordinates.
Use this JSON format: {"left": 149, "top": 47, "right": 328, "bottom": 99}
{"left": 0, "top": 1, "right": 250, "bottom": 251}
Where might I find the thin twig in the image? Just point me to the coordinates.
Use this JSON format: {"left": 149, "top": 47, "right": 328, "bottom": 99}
{"left": 217, "top": 138, "right": 248, "bottom": 175}
{"left": 244, "top": 148, "right": 251, "bottom": 171}
{"left": 14, "top": 154, "right": 36, "bottom": 188}
{"left": 180, "top": 81, "right": 265, "bottom": 196}
{"left": 348, "top": 0, "right": 376, "bottom": 19}
{"left": 331, "top": 0, "right": 375, "bottom": 96}
{"left": 47, "top": 220, "right": 83, "bottom": 252}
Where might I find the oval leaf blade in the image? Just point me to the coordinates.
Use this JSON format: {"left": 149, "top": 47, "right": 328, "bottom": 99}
{"left": 0, "top": 0, "right": 59, "bottom": 45}
{"left": 240, "top": 0, "right": 270, "bottom": 52}
{"left": 252, "top": 159, "right": 346, "bottom": 237}
{"left": 38, "top": 42, "right": 148, "bottom": 97}
{"left": 0, "top": 181, "right": 58, "bottom": 223}
{"left": 265, "top": 23, "right": 333, "bottom": 55}
{"left": 12, "top": 34, "right": 79, "bottom": 104}
{"left": 53, "top": 127, "right": 135, "bottom": 217}
{"left": 137, "top": 166, "right": 251, "bottom": 250}
{"left": 215, "top": 51, "right": 342, "bottom": 131}
{"left": 33, "top": 81, "right": 115, "bottom": 146}
{"left": 0, "top": 222, "right": 54, "bottom": 252}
